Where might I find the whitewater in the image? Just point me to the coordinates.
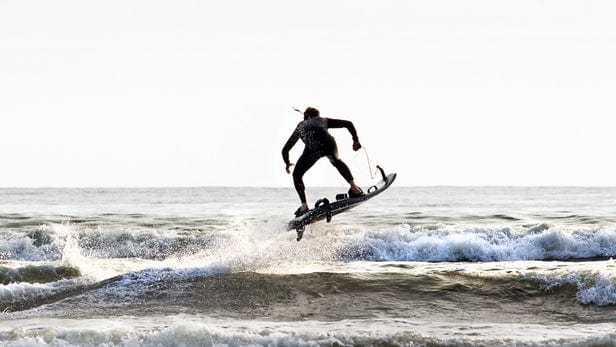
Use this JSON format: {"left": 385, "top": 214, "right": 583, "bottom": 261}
{"left": 2, "top": 186, "right": 616, "bottom": 346}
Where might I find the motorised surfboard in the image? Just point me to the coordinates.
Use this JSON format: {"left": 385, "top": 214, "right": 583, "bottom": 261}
{"left": 288, "top": 166, "right": 397, "bottom": 241}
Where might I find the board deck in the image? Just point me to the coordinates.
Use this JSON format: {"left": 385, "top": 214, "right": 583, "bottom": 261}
{"left": 288, "top": 167, "right": 397, "bottom": 241}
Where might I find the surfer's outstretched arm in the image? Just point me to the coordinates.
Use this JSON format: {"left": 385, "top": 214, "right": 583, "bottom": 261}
{"left": 327, "top": 118, "right": 361, "bottom": 150}
{"left": 282, "top": 129, "right": 300, "bottom": 173}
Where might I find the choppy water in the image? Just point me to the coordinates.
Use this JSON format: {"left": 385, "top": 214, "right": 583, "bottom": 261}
{"left": 2, "top": 186, "right": 616, "bottom": 346}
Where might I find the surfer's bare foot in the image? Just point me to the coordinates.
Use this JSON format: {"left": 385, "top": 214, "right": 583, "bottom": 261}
{"left": 295, "top": 203, "right": 309, "bottom": 217}
{"left": 349, "top": 182, "right": 364, "bottom": 198}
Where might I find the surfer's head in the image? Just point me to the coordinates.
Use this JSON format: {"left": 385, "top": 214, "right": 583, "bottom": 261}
{"left": 303, "top": 107, "right": 319, "bottom": 119}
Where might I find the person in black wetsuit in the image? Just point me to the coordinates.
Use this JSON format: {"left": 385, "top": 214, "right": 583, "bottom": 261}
{"left": 282, "top": 107, "right": 364, "bottom": 215}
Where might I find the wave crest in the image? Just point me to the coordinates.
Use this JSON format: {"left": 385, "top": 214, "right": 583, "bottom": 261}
{"left": 338, "top": 224, "right": 616, "bottom": 262}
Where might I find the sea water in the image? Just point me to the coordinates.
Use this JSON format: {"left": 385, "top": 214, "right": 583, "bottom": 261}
{"left": 2, "top": 186, "right": 616, "bottom": 346}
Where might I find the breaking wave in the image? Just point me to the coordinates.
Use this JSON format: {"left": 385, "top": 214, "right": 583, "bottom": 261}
{"left": 3, "top": 221, "right": 616, "bottom": 263}
{"left": 338, "top": 223, "right": 616, "bottom": 262}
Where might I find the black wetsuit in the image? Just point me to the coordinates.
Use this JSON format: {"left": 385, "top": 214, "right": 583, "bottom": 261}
{"left": 282, "top": 116, "right": 359, "bottom": 204}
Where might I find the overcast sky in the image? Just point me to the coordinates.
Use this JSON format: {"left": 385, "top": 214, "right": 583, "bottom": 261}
{"left": 1, "top": 0, "right": 615, "bottom": 187}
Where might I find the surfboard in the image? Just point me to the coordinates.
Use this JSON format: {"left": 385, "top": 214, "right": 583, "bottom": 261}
{"left": 288, "top": 166, "right": 397, "bottom": 241}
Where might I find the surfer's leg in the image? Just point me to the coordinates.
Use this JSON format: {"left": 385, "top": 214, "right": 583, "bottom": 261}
{"left": 327, "top": 149, "right": 364, "bottom": 197}
{"left": 293, "top": 151, "right": 321, "bottom": 209}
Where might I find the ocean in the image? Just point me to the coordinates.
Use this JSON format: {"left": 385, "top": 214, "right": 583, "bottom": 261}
{"left": 2, "top": 186, "right": 616, "bottom": 346}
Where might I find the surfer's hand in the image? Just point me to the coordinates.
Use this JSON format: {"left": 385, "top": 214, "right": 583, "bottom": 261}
{"left": 352, "top": 141, "right": 362, "bottom": 151}
{"left": 285, "top": 163, "right": 294, "bottom": 174}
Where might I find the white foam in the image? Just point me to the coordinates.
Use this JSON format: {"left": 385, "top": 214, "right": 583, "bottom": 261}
{"left": 0, "top": 225, "right": 62, "bottom": 262}
{"left": 341, "top": 224, "right": 616, "bottom": 262}
{"left": 1, "top": 316, "right": 615, "bottom": 346}
{"left": 531, "top": 268, "right": 616, "bottom": 306}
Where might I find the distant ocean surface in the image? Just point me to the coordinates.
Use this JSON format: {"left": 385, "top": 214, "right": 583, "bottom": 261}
{"left": 2, "top": 186, "right": 616, "bottom": 346}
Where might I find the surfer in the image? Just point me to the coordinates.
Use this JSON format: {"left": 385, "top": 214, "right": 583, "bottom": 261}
{"left": 282, "top": 107, "right": 364, "bottom": 216}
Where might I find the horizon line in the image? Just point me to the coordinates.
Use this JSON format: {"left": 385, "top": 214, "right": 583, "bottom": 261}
{"left": 2, "top": 185, "right": 616, "bottom": 189}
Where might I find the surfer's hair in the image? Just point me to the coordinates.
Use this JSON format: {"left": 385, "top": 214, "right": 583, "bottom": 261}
{"left": 304, "top": 107, "right": 319, "bottom": 119}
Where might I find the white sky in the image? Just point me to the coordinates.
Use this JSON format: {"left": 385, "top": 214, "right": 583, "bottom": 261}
{"left": 1, "top": 0, "right": 615, "bottom": 187}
